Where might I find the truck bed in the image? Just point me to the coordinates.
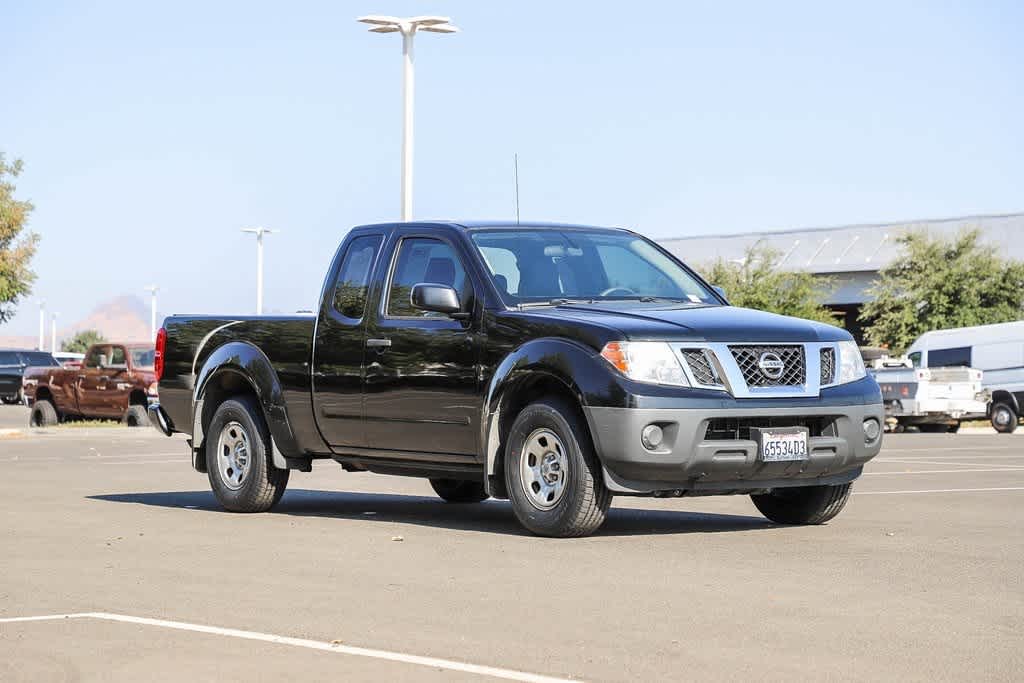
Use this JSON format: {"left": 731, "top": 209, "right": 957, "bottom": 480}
{"left": 158, "top": 314, "right": 323, "bottom": 454}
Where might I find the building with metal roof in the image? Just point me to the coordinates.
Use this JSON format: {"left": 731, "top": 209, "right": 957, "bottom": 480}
{"left": 659, "top": 212, "right": 1024, "bottom": 341}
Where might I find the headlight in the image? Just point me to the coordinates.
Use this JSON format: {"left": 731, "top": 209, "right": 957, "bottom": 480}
{"left": 600, "top": 342, "right": 690, "bottom": 386}
{"left": 836, "top": 340, "right": 866, "bottom": 384}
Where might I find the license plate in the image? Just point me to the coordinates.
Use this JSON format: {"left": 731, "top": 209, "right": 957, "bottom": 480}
{"left": 753, "top": 427, "right": 809, "bottom": 462}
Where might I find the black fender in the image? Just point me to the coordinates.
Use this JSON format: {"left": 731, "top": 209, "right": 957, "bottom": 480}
{"left": 193, "top": 340, "right": 301, "bottom": 465}
{"left": 989, "top": 390, "right": 1020, "bottom": 415}
{"left": 479, "top": 337, "right": 626, "bottom": 490}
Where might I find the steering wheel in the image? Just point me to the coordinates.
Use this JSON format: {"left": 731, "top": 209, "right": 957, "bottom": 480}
{"left": 599, "top": 286, "right": 638, "bottom": 297}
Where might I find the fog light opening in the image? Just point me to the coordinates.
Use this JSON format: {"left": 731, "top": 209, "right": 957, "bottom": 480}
{"left": 641, "top": 424, "right": 664, "bottom": 451}
{"left": 863, "top": 418, "right": 880, "bottom": 442}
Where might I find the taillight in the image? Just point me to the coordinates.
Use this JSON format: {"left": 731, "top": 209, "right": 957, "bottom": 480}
{"left": 154, "top": 327, "right": 166, "bottom": 381}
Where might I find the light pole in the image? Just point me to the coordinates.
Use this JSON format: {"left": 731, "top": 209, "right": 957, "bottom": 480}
{"left": 357, "top": 15, "right": 459, "bottom": 221}
{"left": 50, "top": 313, "right": 58, "bottom": 353}
{"left": 241, "top": 227, "right": 276, "bottom": 315}
{"left": 38, "top": 300, "right": 46, "bottom": 351}
{"left": 145, "top": 285, "right": 159, "bottom": 339}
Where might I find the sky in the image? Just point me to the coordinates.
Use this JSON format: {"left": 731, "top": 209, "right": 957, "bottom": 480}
{"left": 2, "top": 0, "right": 1022, "bottom": 337}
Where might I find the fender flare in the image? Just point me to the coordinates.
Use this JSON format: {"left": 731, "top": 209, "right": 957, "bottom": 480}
{"left": 193, "top": 340, "right": 301, "bottom": 467}
{"left": 479, "top": 337, "right": 626, "bottom": 493}
{"left": 990, "top": 389, "right": 1020, "bottom": 415}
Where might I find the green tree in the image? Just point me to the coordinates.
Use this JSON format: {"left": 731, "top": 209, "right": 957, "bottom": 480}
{"left": 62, "top": 329, "right": 106, "bottom": 354}
{"left": 0, "top": 153, "right": 39, "bottom": 324}
{"left": 703, "top": 245, "right": 840, "bottom": 325}
{"left": 860, "top": 229, "right": 1024, "bottom": 351}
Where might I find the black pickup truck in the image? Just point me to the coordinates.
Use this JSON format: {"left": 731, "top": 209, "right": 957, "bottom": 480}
{"left": 151, "top": 221, "right": 883, "bottom": 537}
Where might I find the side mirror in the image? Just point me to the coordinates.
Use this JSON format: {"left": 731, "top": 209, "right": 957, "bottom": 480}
{"left": 411, "top": 283, "right": 462, "bottom": 316}
{"left": 712, "top": 285, "right": 728, "bottom": 301}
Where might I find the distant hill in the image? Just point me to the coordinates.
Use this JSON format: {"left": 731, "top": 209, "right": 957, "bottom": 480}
{"left": 0, "top": 295, "right": 152, "bottom": 350}
{"left": 63, "top": 295, "right": 152, "bottom": 343}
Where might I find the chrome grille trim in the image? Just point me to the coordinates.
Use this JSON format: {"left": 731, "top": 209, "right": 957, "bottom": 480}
{"left": 820, "top": 347, "right": 836, "bottom": 385}
{"left": 672, "top": 342, "right": 839, "bottom": 398}
{"left": 728, "top": 345, "right": 805, "bottom": 387}
{"left": 680, "top": 349, "right": 722, "bottom": 387}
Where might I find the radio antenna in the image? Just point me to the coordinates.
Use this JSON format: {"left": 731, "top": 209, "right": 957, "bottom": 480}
{"left": 514, "top": 153, "right": 521, "bottom": 225}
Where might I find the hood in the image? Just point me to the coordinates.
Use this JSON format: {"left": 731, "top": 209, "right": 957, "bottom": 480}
{"left": 521, "top": 303, "right": 849, "bottom": 343}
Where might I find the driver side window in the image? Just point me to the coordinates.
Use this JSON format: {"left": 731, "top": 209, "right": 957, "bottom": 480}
{"left": 386, "top": 237, "right": 469, "bottom": 317}
{"left": 85, "top": 346, "right": 110, "bottom": 368}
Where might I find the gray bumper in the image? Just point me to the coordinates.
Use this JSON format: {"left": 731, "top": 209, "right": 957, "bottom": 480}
{"left": 585, "top": 403, "right": 884, "bottom": 495}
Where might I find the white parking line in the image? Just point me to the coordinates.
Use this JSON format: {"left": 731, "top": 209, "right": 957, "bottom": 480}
{"left": 0, "top": 612, "right": 575, "bottom": 683}
{"left": 882, "top": 447, "right": 1022, "bottom": 454}
{"left": 879, "top": 459, "right": 1020, "bottom": 467}
{"left": 864, "top": 468, "right": 1024, "bottom": 476}
{"left": 854, "top": 487, "right": 1024, "bottom": 495}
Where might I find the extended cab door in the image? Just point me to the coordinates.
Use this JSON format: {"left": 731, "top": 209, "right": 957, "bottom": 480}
{"left": 77, "top": 345, "right": 120, "bottom": 417}
{"left": 311, "top": 233, "right": 384, "bottom": 447}
{"left": 362, "top": 230, "right": 481, "bottom": 456}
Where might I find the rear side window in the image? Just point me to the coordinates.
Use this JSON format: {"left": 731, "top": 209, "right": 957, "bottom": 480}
{"left": 332, "top": 235, "right": 383, "bottom": 320}
{"left": 927, "top": 346, "right": 972, "bottom": 368}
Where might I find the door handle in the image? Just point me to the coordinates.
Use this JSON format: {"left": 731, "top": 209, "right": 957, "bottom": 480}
{"left": 366, "top": 338, "right": 392, "bottom": 349}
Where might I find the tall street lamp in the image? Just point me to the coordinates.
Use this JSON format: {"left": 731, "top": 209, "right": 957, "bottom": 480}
{"left": 50, "top": 312, "right": 58, "bottom": 353}
{"left": 241, "top": 227, "right": 276, "bottom": 315}
{"left": 38, "top": 300, "right": 46, "bottom": 351}
{"left": 145, "top": 285, "right": 159, "bottom": 340}
{"left": 357, "top": 15, "right": 459, "bottom": 221}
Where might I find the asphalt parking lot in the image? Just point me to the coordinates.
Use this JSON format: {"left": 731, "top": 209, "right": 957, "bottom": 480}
{"left": 1, "top": 404, "right": 1020, "bottom": 682}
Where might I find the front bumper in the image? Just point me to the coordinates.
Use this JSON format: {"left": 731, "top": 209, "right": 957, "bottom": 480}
{"left": 586, "top": 402, "right": 884, "bottom": 495}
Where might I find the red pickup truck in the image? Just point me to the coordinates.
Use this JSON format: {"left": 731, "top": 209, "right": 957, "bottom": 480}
{"left": 24, "top": 342, "right": 157, "bottom": 427}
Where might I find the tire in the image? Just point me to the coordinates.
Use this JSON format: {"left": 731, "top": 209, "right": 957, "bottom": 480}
{"left": 29, "top": 399, "right": 59, "bottom": 428}
{"left": 751, "top": 483, "right": 852, "bottom": 525}
{"left": 206, "top": 396, "right": 289, "bottom": 512}
{"left": 429, "top": 478, "right": 489, "bottom": 503}
{"left": 504, "top": 397, "right": 611, "bottom": 537}
{"left": 122, "top": 404, "right": 150, "bottom": 427}
{"left": 991, "top": 403, "right": 1018, "bottom": 434}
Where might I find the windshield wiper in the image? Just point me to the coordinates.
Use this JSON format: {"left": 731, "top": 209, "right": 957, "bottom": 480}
{"left": 517, "top": 298, "right": 596, "bottom": 310}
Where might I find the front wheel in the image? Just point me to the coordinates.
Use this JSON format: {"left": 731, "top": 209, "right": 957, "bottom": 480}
{"left": 206, "top": 396, "right": 289, "bottom": 512}
{"left": 751, "top": 483, "right": 852, "bottom": 525}
{"left": 991, "top": 403, "right": 1018, "bottom": 434}
{"left": 429, "top": 478, "right": 489, "bottom": 503}
{"left": 30, "top": 399, "right": 59, "bottom": 428}
{"left": 504, "top": 398, "right": 611, "bottom": 537}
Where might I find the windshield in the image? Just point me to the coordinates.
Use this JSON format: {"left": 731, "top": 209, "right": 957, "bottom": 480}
{"left": 470, "top": 229, "right": 720, "bottom": 306}
{"left": 131, "top": 348, "right": 155, "bottom": 368}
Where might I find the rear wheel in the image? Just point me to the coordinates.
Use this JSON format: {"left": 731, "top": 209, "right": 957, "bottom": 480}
{"left": 206, "top": 396, "right": 289, "bottom": 512}
{"left": 751, "top": 483, "right": 852, "bottom": 525}
{"left": 429, "top": 478, "right": 488, "bottom": 503}
{"left": 991, "top": 403, "right": 1018, "bottom": 434}
{"left": 122, "top": 404, "right": 150, "bottom": 427}
{"left": 29, "top": 399, "right": 59, "bottom": 427}
{"left": 504, "top": 398, "right": 611, "bottom": 537}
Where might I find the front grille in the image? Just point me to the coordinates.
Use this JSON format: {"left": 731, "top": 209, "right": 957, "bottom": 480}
{"left": 680, "top": 349, "right": 721, "bottom": 386}
{"left": 729, "top": 345, "right": 805, "bottom": 387}
{"left": 820, "top": 347, "right": 836, "bottom": 385}
{"left": 704, "top": 416, "right": 837, "bottom": 441}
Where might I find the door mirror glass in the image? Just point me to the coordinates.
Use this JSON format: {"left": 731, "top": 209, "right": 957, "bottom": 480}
{"left": 411, "top": 283, "right": 461, "bottom": 315}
